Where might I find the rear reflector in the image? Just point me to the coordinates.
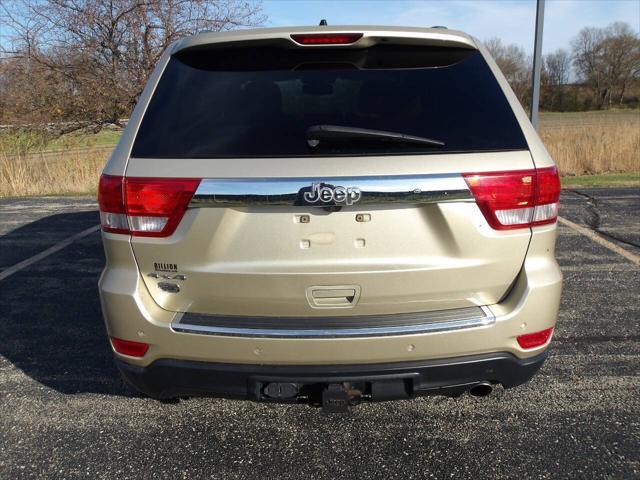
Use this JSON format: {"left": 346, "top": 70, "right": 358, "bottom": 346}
{"left": 290, "top": 33, "right": 363, "bottom": 45}
{"left": 110, "top": 337, "right": 149, "bottom": 357}
{"left": 517, "top": 327, "right": 554, "bottom": 349}
{"left": 462, "top": 167, "right": 560, "bottom": 230}
{"left": 98, "top": 175, "right": 200, "bottom": 237}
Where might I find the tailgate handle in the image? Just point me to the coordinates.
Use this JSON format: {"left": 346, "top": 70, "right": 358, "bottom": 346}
{"left": 307, "top": 286, "right": 361, "bottom": 308}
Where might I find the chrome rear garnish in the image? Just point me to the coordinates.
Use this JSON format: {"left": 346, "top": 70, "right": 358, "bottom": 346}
{"left": 171, "top": 306, "right": 494, "bottom": 338}
{"left": 189, "top": 174, "right": 472, "bottom": 208}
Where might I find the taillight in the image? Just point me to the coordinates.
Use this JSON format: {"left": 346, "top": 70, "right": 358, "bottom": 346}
{"left": 98, "top": 175, "right": 200, "bottom": 237}
{"left": 110, "top": 337, "right": 149, "bottom": 357}
{"left": 517, "top": 327, "right": 554, "bottom": 349}
{"left": 98, "top": 175, "right": 129, "bottom": 234}
{"left": 462, "top": 167, "right": 560, "bottom": 230}
{"left": 290, "top": 33, "right": 363, "bottom": 45}
{"left": 124, "top": 177, "right": 201, "bottom": 237}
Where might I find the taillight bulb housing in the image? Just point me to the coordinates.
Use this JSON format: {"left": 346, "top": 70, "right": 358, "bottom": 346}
{"left": 98, "top": 175, "right": 200, "bottom": 237}
{"left": 462, "top": 167, "right": 560, "bottom": 230}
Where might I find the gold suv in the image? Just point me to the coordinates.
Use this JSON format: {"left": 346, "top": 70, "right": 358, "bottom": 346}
{"left": 98, "top": 26, "right": 562, "bottom": 410}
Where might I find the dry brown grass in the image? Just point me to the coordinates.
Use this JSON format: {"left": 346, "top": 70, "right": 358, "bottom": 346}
{"left": 539, "top": 110, "right": 640, "bottom": 175}
{"left": 0, "top": 149, "right": 108, "bottom": 198}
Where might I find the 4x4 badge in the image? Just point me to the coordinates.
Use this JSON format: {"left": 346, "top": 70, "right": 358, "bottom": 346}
{"left": 303, "top": 182, "right": 362, "bottom": 205}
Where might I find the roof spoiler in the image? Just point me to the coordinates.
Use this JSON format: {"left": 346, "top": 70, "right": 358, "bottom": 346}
{"left": 171, "top": 26, "right": 478, "bottom": 55}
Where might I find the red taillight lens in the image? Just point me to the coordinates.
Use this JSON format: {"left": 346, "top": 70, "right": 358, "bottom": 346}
{"left": 110, "top": 337, "right": 149, "bottom": 357}
{"left": 124, "top": 177, "right": 200, "bottom": 237}
{"left": 98, "top": 175, "right": 129, "bottom": 234}
{"left": 290, "top": 33, "right": 363, "bottom": 45}
{"left": 517, "top": 327, "right": 554, "bottom": 349}
{"left": 462, "top": 167, "right": 560, "bottom": 230}
{"left": 531, "top": 167, "right": 561, "bottom": 226}
{"left": 98, "top": 175, "right": 200, "bottom": 237}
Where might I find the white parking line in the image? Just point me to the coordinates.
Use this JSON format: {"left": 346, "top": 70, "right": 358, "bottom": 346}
{"left": 558, "top": 216, "right": 640, "bottom": 266}
{"left": 0, "top": 225, "right": 100, "bottom": 281}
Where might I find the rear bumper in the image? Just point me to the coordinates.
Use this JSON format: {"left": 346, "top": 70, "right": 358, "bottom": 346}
{"left": 116, "top": 350, "right": 548, "bottom": 401}
{"left": 100, "top": 225, "right": 561, "bottom": 367}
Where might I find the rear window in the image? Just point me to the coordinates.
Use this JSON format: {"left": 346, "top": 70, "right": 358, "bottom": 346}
{"left": 132, "top": 44, "right": 528, "bottom": 158}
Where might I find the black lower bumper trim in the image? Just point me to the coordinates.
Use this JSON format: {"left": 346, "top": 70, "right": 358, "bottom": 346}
{"left": 116, "top": 351, "right": 547, "bottom": 402}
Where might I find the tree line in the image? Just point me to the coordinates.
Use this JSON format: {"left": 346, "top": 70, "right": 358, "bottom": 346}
{"left": 0, "top": 1, "right": 638, "bottom": 132}
{"left": 486, "top": 21, "right": 640, "bottom": 112}
{"left": 0, "top": 0, "right": 265, "bottom": 131}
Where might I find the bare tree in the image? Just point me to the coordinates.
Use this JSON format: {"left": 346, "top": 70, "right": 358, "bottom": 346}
{"left": 571, "top": 27, "right": 606, "bottom": 108}
{"left": 543, "top": 48, "right": 571, "bottom": 110}
{"left": 600, "top": 22, "right": 640, "bottom": 106}
{"left": 1, "top": 0, "right": 265, "bottom": 129}
{"left": 571, "top": 22, "right": 640, "bottom": 109}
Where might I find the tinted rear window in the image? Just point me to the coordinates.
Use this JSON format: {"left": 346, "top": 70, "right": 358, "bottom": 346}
{"left": 132, "top": 45, "right": 527, "bottom": 158}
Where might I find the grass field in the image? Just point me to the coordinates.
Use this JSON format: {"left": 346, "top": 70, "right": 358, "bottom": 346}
{"left": 0, "top": 127, "right": 121, "bottom": 156}
{"left": 539, "top": 109, "right": 639, "bottom": 176}
{"left": 560, "top": 172, "right": 639, "bottom": 188}
{"left": 0, "top": 110, "right": 638, "bottom": 197}
{"left": 0, "top": 151, "right": 105, "bottom": 197}
{"left": 539, "top": 109, "right": 640, "bottom": 126}
{"left": 47, "top": 129, "right": 122, "bottom": 151}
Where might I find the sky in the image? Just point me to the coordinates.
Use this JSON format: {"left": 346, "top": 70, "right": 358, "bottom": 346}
{"left": 261, "top": 0, "right": 640, "bottom": 54}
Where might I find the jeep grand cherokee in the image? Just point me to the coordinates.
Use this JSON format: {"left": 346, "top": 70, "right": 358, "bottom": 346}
{"left": 98, "top": 26, "right": 562, "bottom": 410}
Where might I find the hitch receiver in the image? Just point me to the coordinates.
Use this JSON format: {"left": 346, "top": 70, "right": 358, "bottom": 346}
{"left": 322, "top": 384, "right": 351, "bottom": 413}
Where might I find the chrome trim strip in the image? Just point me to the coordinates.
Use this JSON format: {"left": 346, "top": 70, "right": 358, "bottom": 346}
{"left": 190, "top": 174, "right": 472, "bottom": 208}
{"left": 171, "top": 307, "right": 495, "bottom": 339}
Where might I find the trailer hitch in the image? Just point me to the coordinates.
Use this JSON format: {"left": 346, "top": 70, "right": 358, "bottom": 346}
{"left": 322, "top": 383, "right": 362, "bottom": 413}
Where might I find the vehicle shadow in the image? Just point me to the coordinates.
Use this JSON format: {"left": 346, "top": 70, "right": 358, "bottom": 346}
{"left": 0, "top": 211, "right": 136, "bottom": 397}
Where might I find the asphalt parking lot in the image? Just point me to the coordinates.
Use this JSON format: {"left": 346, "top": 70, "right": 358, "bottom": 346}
{"left": 0, "top": 189, "right": 638, "bottom": 479}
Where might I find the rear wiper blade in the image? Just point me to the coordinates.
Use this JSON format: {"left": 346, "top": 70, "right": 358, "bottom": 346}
{"left": 306, "top": 124, "right": 445, "bottom": 148}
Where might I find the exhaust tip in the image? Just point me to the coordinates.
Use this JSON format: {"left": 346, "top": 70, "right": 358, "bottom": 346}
{"left": 469, "top": 382, "right": 493, "bottom": 397}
